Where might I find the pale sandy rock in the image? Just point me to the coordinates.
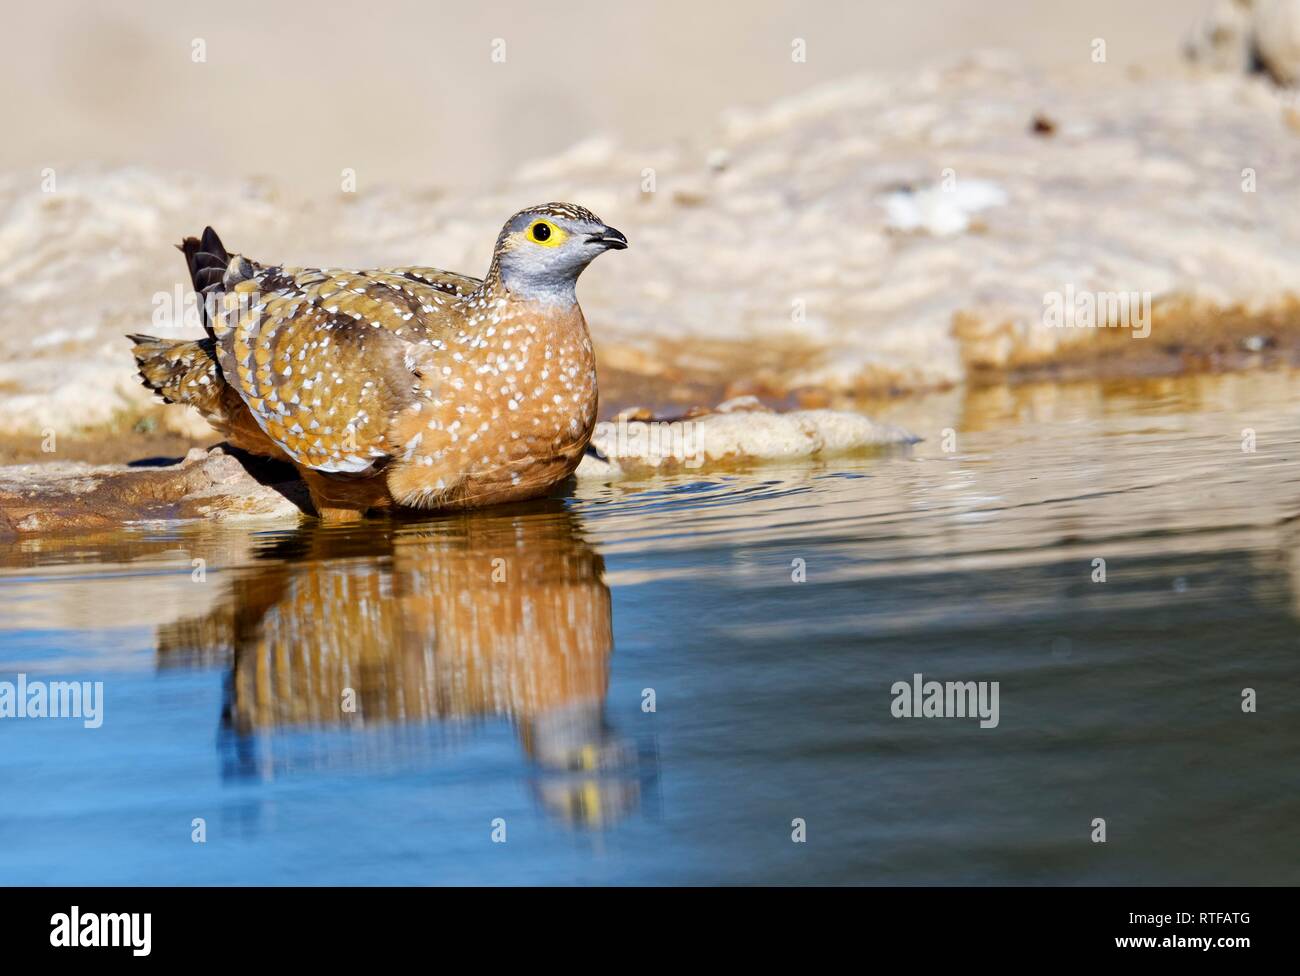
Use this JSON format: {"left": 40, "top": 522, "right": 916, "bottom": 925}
{"left": 1256, "top": 0, "right": 1300, "bottom": 82}
{"left": 1185, "top": 0, "right": 1259, "bottom": 74}
{"left": 576, "top": 403, "right": 916, "bottom": 478}
{"left": 0, "top": 449, "right": 306, "bottom": 535}
{"left": 882, "top": 179, "right": 1009, "bottom": 237}
{"left": 1186, "top": 0, "right": 1300, "bottom": 84}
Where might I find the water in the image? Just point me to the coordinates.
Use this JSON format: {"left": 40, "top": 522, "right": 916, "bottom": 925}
{"left": 2, "top": 372, "right": 1299, "bottom": 884}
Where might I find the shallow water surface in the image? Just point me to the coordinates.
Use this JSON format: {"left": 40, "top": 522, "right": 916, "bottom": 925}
{"left": 2, "top": 373, "right": 1299, "bottom": 884}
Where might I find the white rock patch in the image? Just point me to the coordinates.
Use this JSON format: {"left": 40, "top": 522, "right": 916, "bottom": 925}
{"left": 576, "top": 404, "right": 916, "bottom": 478}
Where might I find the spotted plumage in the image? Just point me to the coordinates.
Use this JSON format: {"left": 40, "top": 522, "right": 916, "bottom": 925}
{"left": 130, "top": 204, "right": 626, "bottom": 519}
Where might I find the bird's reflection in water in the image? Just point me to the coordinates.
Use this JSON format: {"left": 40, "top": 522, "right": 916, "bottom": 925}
{"left": 156, "top": 502, "right": 649, "bottom": 828}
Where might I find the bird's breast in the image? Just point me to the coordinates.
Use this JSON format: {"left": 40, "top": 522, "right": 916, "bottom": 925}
{"left": 388, "top": 300, "right": 599, "bottom": 505}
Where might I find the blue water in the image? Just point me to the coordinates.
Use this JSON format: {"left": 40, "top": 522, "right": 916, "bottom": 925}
{"left": 2, "top": 377, "right": 1299, "bottom": 884}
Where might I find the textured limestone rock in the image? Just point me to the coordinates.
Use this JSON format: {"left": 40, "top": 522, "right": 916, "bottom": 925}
{"left": 1186, "top": 0, "right": 1300, "bottom": 84}
{"left": 0, "top": 448, "right": 307, "bottom": 536}
{"left": 1185, "top": 0, "right": 1260, "bottom": 74}
{"left": 576, "top": 398, "right": 916, "bottom": 478}
{"left": 1256, "top": 0, "right": 1300, "bottom": 83}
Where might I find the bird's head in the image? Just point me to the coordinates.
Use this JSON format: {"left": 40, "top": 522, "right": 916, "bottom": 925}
{"left": 490, "top": 202, "right": 627, "bottom": 304}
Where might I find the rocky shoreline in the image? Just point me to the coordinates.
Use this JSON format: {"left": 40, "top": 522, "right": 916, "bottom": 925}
{"left": 0, "top": 449, "right": 307, "bottom": 539}
{"left": 0, "top": 402, "right": 915, "bottom": 536}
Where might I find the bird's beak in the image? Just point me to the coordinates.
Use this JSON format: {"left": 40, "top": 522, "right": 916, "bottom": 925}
{"left": 587, "top": 226, "right": 628, "bottom": 250}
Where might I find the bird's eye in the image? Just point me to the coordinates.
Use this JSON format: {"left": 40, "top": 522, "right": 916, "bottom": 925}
{"left": 527, "top": 220, "right": 565, "bottom": 246}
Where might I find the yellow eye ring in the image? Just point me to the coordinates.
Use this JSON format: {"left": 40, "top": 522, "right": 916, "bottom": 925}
{"left": 528, "top": 219, "right": 566, "bottom": 247}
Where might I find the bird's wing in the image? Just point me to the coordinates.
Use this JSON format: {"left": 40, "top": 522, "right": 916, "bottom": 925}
{"left": 210, "top": 260, "right": 476, "bottom": 473}
{"left": 380, "top": 266, "right": 483, "bottom": 302}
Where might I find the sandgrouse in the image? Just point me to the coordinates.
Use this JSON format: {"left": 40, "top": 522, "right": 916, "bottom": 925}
{"left": 130, "top": 204, "right": 626, "bottom": 520}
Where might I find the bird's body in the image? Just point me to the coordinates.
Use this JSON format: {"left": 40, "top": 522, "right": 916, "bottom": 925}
{"left": 130, "top": 204, "right": 626, "bottom": 520}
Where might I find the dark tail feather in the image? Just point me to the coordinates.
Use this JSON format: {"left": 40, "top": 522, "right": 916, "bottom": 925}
{"left": 128, "top": 333, "right": 223, "bottom": 409}
{"left": 178, "top": 226, "right": 231, "bottom": 339}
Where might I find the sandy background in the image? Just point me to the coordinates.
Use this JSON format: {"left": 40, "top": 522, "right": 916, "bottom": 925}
{"left": 4, "top": 0, "right": 1193, "bottom": 192}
